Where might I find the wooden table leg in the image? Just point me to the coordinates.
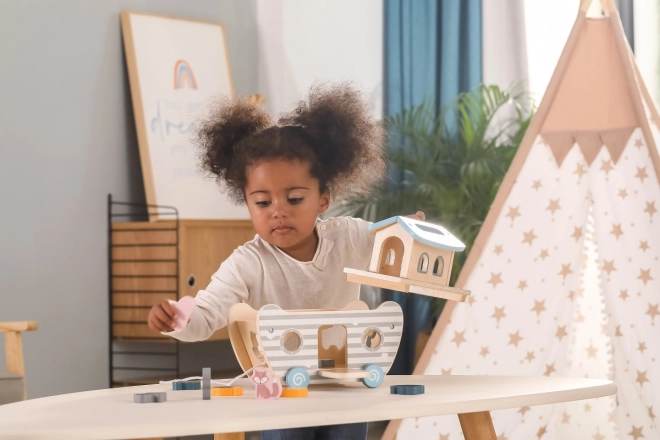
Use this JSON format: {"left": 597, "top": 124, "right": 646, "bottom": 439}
{"left": 214, "top": 433, "right": 245, "bottom": 440}
{"left": 458, "top": 411, "right": 497, "bottom": 440}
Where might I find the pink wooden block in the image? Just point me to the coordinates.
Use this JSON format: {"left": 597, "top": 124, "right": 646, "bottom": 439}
{"left": 172, "top": 296, "right": 195, "bottom": 331}
{"left": 251, "top": 367, "right": 282, "bottom": 400}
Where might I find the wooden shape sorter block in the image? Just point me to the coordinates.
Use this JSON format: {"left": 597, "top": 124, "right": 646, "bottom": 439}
{"left": 171, "top": 296, "right": 195, "bottom": 332}
{"left": 281, "top": 388, "right": 308, "bottom": 398}
{"left": 251, "top": 367, "right": 282, "bottom": 400}
{"left": 202, "top": 368, "right": 211, "bottom": 400}
{"left": 390, "top": 384, "right": 425, "bottom": 395}
{"left": 212, "top": 387, "right": 243, "bottom": 397}
{"left": 133, "top": 392, "right": 166, "bottom": 403}
{"left": 172, "top": 381, "right": 201, "bottom": 391}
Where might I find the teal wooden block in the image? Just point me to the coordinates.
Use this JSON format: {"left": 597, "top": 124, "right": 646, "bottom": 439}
{"left": 390, "top": 385, "right": 425, "bottom": 395}
{"left": 172, "top": 381, "right": 201, "bottom": 391}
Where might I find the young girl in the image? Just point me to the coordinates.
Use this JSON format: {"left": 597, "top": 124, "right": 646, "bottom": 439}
{"left": 147, "top": 83, "right": 423, "bottom": 440}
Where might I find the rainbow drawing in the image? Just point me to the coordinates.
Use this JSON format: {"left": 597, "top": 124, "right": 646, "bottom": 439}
{"left": 174, "top": 60, "right": 197, "bottom": 90}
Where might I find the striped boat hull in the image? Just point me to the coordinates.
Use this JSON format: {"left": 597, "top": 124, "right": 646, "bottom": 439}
{"left": 256, "top": 301, "right": 404, "bottom": 384}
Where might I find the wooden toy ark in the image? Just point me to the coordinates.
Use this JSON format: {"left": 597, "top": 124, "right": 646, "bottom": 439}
{"left": 227, "top": 216, "right": 468, "bottom": 390}
{"left": 228, "top": 301, "right": 403, "bottom": 389}
{"left": 344, "top": 216, "right": 471, "bottom": 302}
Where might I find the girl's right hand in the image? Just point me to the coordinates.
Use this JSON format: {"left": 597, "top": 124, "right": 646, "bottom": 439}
{"left": 148, "top": 300, "right": 179, "bottom": 333}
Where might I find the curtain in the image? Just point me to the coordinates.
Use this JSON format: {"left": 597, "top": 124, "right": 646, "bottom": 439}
{"left": 482, "top": 0, "right": 528, "bottom": 96}
{"left": 617, "top": 0, "right": 634, "bottom": 52}
{"left": 383, "top": 0, "right": 482, "bottom": 375}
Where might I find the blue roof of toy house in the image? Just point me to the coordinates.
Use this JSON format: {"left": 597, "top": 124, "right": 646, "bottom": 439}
{"left": 368, "top": 216, "right": 466, "bottom": 252}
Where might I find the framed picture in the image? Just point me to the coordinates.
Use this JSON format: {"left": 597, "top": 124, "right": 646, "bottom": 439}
{"left": 121, "top": 11, "right": 249, "bottom": 220}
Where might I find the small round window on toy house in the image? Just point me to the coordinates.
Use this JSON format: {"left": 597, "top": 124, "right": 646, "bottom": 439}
{"left": 433, "top": 256, "right": 445, "bottom": 277}
{"left": 361, "top": 327, "right": 384, "bottom": 351}
{"left": 280, "top": 329, "right": 303, "bottom": 355}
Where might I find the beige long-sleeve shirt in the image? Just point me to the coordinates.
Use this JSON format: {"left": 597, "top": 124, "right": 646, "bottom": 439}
{"left": 165, "top": 216, "right": 374, "bottom": 342}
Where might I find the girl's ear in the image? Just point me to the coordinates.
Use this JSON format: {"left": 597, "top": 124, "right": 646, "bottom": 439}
{"left": 318, "top": 191, "right": 330, "bottom": 214}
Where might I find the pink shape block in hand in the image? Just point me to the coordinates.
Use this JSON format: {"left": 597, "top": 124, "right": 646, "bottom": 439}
{"left": 172, "top": 296, "right": 195, "bottom": 331}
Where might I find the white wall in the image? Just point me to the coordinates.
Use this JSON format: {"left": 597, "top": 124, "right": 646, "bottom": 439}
{"left": 0, "top": 0, "right": 257, "bottom": 399}
{"left": 634, "top": 1, "right": 660, "bottom": 106}
{"left": 256, "top": 0, "right": 383, "bottom": 118}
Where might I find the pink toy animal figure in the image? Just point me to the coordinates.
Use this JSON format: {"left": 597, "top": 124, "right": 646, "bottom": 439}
{"left": 251, "top": 367, "right": 282, "bottom": 400}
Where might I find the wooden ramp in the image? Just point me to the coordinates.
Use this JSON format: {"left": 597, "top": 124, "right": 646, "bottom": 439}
{"left": 317, "top": 368, "right": 370, "bottom": 379}
{"left": 344, "top": 268, "right": 470, "bottom": 302}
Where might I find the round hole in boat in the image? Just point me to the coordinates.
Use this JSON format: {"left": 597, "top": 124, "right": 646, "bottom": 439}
{"left": 280, "top": 329, "right": 303, "bottom": 355}
{"left": 361, "top": 327, "right": 383, "bottom": 351}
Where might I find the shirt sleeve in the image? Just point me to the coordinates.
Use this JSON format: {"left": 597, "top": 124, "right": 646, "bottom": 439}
{"left": 163, "top": 248, "right": 253, "bottom": 342}
{"left": 345, "top": 216, "right": 375, "bottom": 270}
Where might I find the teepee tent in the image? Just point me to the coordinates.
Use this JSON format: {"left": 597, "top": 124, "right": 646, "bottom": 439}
{"left": 386, "top": 1, "right": 660, "bottom": 439}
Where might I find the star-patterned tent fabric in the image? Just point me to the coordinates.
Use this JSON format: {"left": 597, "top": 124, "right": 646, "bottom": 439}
{"left": 385, "top": 7, "right": 660, "bottom": 440}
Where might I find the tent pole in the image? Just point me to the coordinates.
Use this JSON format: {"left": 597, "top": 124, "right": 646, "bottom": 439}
{"left": 580, "top": 0, "right": 594, "bottom": 13}
{"left": 581, "top": 0, "right": 617, "bottom": 15}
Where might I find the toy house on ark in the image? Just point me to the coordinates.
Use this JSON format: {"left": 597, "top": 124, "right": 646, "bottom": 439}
{"left": 344, "top": 216, "right": 471, "bottom": 302}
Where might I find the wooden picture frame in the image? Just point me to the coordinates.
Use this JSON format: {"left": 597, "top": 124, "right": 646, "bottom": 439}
{"left": 120, "top": 11, "right": 249, "bottom": 220}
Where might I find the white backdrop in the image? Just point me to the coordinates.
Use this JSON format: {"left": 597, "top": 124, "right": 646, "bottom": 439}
{"left": 634, "top": 1, "right": 660, "bottom": 105}
{"left": 256, "top": 0, "right": 383, "bottom": 119}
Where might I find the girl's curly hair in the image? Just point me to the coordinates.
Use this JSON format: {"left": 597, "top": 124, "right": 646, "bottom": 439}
{"left": 197, "top": 83, "right": 386, "bottom": 204}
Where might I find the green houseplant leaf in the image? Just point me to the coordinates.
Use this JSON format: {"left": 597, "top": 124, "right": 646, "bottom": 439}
{"left": 335, "top": 83, "right": 533, "bottom": 321}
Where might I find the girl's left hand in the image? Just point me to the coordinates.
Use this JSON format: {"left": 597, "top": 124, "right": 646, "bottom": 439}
{"left": 406, "top": 211, "right": 425, "bottom": 221}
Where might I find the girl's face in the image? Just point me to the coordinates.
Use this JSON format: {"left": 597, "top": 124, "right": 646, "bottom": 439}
{"left": 244, "top": 158, "right": 330, "bottom": 261}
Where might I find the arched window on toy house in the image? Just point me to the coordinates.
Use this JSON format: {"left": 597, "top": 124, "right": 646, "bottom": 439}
{"left": 417, "top": 253, "right": 429, "bottom": 273}
{"left": 433, "top": 256, "right": 445, "bottom": 277}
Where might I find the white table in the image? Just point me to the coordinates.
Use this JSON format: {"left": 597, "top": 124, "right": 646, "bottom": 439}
{"left": 0, "top": 375, "right": 616, "bottom": 440}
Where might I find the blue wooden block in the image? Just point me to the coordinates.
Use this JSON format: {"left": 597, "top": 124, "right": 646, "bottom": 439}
{"left": 172, "top": 381, "right": 201, "bottom": 390}
{"left": 390, "top": 385, "right": 425, "bottom": 395}
{"left": 134, "top": 392, "right": 167, "bottom": 403}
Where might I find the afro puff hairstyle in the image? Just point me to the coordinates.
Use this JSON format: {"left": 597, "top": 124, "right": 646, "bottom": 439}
{"left": 197, "top": 82, "right": 387, "bottom": 205}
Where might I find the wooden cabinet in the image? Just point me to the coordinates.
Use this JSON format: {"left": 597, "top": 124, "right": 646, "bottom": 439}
{"left": 110, "top": 220, "right": 255, "bottom": 340}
